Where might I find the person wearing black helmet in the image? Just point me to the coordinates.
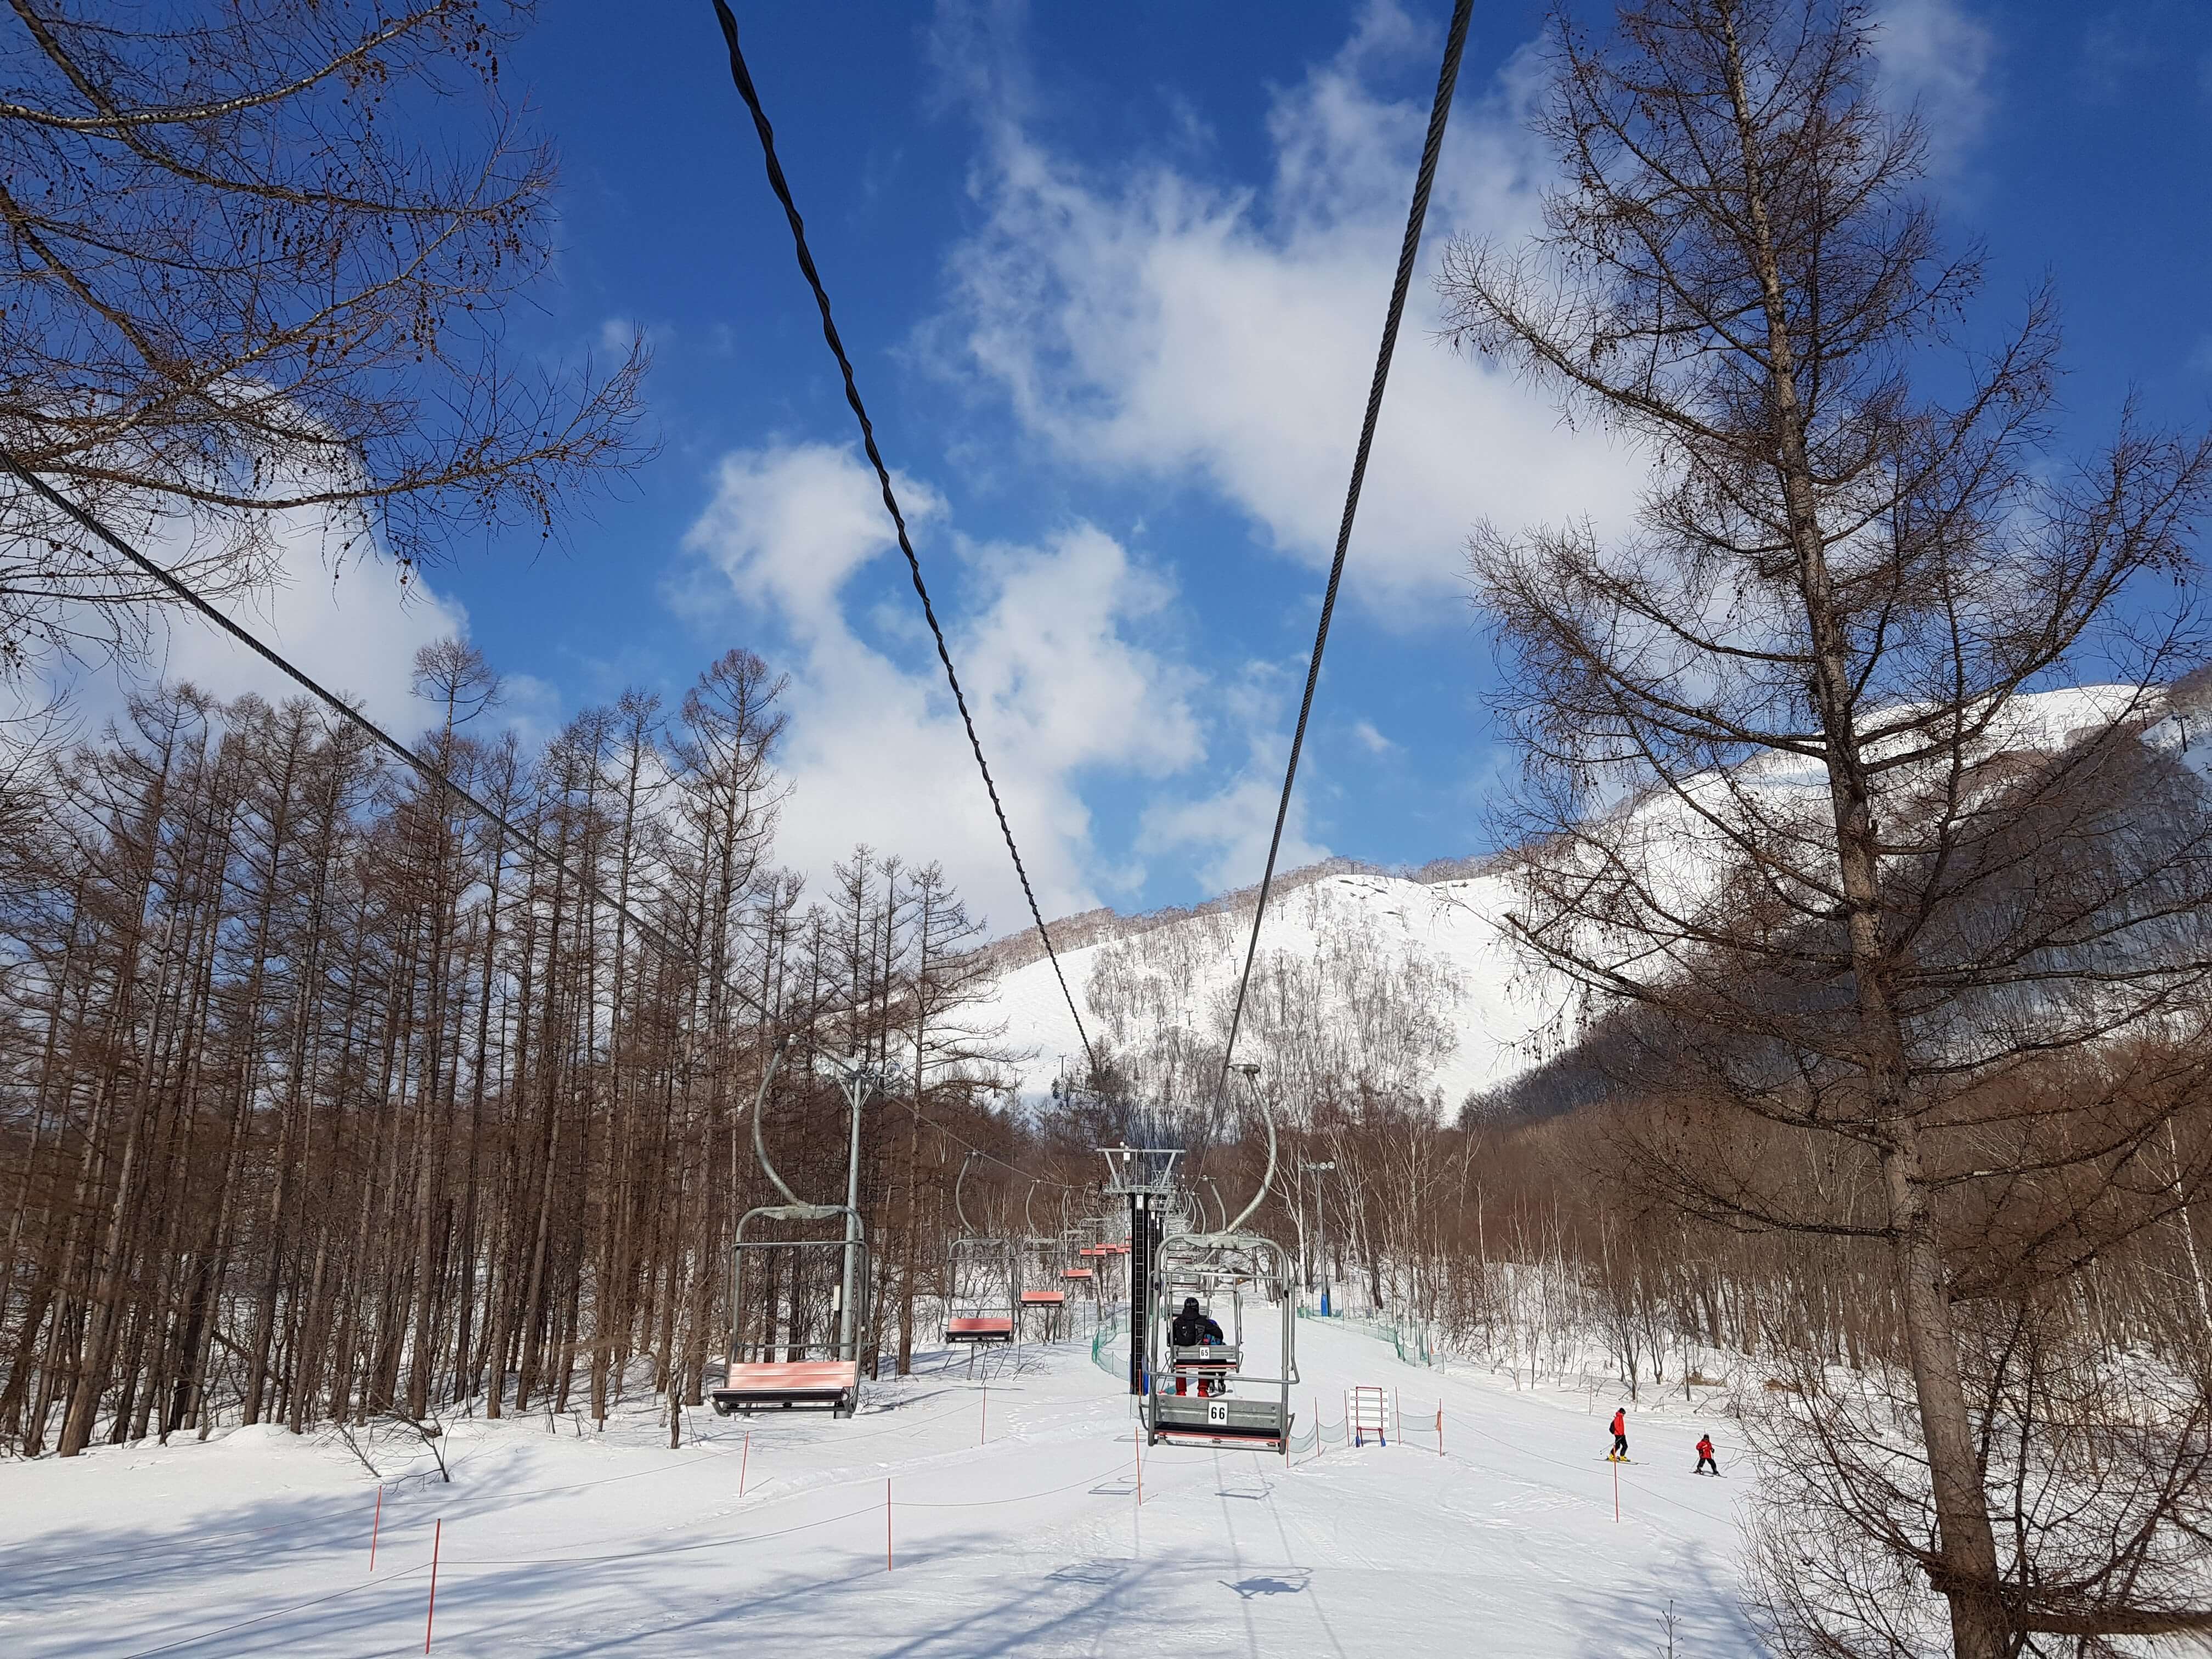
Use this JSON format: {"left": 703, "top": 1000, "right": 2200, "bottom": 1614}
{"left": 1172, "top": 1296, "right": 1224, "bottom": 1348}
{"left": 1170, "top": 1296, "right": 1226, "bottom": 1395}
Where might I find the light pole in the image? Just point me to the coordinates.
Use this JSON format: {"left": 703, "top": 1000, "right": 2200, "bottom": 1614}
{"left": 1300, "top": 1161, "right": 1336, "bottom": 1313}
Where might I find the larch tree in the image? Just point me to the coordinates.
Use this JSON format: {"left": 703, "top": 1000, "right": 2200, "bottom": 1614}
{"left": 1436, "top": 1, "right": 2212, "bottom": 1652}
{"left": 0, "top": 0, "right": 647, "bottom": 676}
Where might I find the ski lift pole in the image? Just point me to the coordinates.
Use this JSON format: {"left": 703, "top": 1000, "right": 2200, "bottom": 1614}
{"left": 819, "top": 1054, "right": 877, "bottom": 1366}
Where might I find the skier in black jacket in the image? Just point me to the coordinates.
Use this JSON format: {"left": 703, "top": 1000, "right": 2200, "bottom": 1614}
{"left": 1171, "top": 1297, "right": 1224, "bottom": 1347}
{"left": 1170, "top": 1297, "right": 1227, "bottom": 1396}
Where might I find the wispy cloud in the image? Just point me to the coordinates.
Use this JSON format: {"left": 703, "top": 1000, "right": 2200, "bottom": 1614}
{"left": 1870, "top": 0, "right": 1997, "bottom": 178}
{"left": 921, "top": 0, "right": 1641, "bottom": 625}
{"left": 1351, "top": 717, "right": 1396, "bottom": 756}
{"left": 674, "top": 440, "right": 1207, "bottom": 925}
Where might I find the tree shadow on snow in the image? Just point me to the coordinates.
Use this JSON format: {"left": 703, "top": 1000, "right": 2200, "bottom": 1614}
{"left": 1566, "top": 1546, "right": 1764, "bottom": 1659}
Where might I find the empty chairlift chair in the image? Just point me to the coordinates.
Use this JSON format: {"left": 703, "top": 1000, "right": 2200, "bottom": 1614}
{"left": 946, "top": 1153, "right": 1018, "bottom": 1349}
{"left": 711, "top": 1041, "right": 874, "bottom": 1420}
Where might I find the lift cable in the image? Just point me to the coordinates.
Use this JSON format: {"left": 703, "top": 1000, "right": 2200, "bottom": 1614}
{"left": 899, "top": 1097, "right": 1090, "bottom": 1194}
{"left": 0, "top": 483, "right": 1080, "bottom": 1170}
{"left": 0, "top": 447, "right": 712, "bottom": 981}
{"left": 708, "top": 1, "right": 1100, "bottom": 1084}
{"left": 1209, "top": 0, "right": 1474, "bottom": 1109}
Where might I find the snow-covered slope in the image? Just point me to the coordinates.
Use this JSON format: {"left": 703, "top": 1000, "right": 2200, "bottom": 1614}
{"left": 993, "top": 866, "right": 1563, "bottom": 1110}
{"left": 985, "top": 685, "right": 2188, "bottom": 1113}
{"left": 0, "top": 1323, "right": 1756, "bottom": 1657}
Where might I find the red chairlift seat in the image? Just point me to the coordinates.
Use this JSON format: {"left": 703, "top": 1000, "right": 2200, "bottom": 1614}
{"left": 947, "top": 1316, "right": 1015, "bottom": 1343}
{"left": 711, "top": 1359, "right": 861, "bottom": 1417}
{"left": 1020, "top": 1289, "right": 1067, "bottom": 1305}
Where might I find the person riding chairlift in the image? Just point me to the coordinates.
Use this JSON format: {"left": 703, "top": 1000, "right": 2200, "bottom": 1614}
{"left": 1171, "top": 1296, "right": 1226, "bottom": 1396}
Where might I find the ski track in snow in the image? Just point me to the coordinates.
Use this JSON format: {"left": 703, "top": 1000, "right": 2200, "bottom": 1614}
{"left": 1, "top": 1318, "right": 1763, "bottom": 1657}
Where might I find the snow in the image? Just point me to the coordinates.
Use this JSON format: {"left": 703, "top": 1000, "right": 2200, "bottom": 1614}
{"left": 2, "top": 1318, "right": 1760, "bottom": 1656}
{"left": 990, "top": 685, "right": 2176, "bottom": 1115}
{"left": 995, "top": 871, "right": 1568, "bottom": 1110}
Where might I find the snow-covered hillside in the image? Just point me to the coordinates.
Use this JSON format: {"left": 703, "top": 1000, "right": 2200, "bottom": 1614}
{"left": 993, "top": 866, "right": 1563, "bottom": 1111}
{"left": 985, "top": 685, "right": 2193, "bottom": 1114}
{"left": 0, "top": 1321, "right": 1756, "bottom": 1657}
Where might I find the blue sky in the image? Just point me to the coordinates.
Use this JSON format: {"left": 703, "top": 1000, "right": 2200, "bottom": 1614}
{"left": 142, "top": 0, "right": 2212, "bottom": 940}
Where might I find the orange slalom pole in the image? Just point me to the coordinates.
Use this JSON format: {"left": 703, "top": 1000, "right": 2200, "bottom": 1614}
{"left": 369, "top": 1486, "right": 382, "bottom": 1571}
{"left": 424, "top": 1518, "right": 442, "bottom": 1652}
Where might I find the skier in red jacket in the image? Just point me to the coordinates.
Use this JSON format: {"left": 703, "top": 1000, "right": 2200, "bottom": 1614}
{"left": 1609, "top": 1408, "right": 1628, "bottom": 1460}
{"left": 1695, "top": 1434, "right": 1718, "bottom": 1476}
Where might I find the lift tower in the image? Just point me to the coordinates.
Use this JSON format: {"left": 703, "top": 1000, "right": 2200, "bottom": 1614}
{"left": 1098, "top": 1146, "right": 1181, "bottom": 1395}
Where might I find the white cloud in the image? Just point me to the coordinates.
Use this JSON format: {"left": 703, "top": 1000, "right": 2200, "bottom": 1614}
{"left": 52, "top": 503, "right": 521, "bottom": 748}
{"left": 926, "top": 1, "right": 1643, "bottom": 620}
{"left": 1351, "top": 717, "right": 1396, "bottom": 755}
{"left": 1136, "top": 658, "right": 1327, "bottom": 894}
{"left": 1871, "top": 0, "right": 1997, "bottom": 176}
{"left": 678, "top": 441, "right": 1208, "bottom": 927}
{"left": 38, "top": 493, "right": 566, "bottom": 761}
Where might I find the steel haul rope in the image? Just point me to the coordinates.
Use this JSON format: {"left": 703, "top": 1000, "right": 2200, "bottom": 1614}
{"left": 0, "top": 449, "right": 702, "bottom": 980}
{"left": 708, "top": 1, "right": 1099, "bottom": 1082}
{"left": 1211, "top": 0, "right": 1475, "bottom": 1108}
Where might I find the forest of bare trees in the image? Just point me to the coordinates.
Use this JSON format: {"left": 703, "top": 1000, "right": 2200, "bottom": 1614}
{"left": 0, "top": 642, "right": 1054, "bottom": 1460}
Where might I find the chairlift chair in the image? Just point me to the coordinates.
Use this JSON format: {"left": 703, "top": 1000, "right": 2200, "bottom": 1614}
{"left": 712, "top": 1041, "right": 872, "bottom": 1419}
{"left": 946, "top": 1153, "right": 1018, "bottom": 1347}
{"left": 1007, "top": 1187, "right": 1066, "bottom": 1339}
{"left": 1142, "top": 1073, "right": 1298, "bottom": 1456}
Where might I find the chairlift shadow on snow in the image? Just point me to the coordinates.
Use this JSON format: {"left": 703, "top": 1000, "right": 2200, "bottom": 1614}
{"left": 1221, "top": 1571, "right": 1311, "bottom": 1600}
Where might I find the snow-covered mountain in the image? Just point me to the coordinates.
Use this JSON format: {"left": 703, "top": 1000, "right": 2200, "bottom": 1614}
{"left": 988, "top": 859, "right": 1561, "bottom": 1111}
{"left": 979, "top": 683, "right": 2212, "bottom": 1115}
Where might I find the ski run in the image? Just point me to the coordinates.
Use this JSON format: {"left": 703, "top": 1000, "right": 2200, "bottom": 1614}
{"left": 1, "top": 1312, "right": 1755, "bottom": 1657}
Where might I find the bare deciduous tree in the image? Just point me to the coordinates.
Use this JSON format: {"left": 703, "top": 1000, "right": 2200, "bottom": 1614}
{"left": 1437, "top": 2, "right": 2212, "bottom": 1652}
{"left": 0, "top": 1, "right": 648, "bottom": 675}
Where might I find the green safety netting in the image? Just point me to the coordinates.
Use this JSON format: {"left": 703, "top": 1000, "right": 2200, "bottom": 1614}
{"left": 1295, "top": 1304, "right": 1440, "bottom": 1368}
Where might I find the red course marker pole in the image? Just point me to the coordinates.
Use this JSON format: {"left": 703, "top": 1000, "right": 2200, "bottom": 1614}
{"left": 738, "top": 1431, "right": 750, "bottom": 1498}
{"left": 369, "top": 1486, "right": 382, "bottom": 1571}
{"left": 424, "top": 1519, "right": 442, "bottom": 1653}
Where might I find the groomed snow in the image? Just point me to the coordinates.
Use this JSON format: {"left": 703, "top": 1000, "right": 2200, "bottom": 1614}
{"left": 3, "top": 1316, "right": 1760, "bottom": 1656}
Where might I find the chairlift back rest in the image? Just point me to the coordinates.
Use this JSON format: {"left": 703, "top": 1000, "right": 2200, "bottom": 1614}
{"left": 1170, "top": 1342, "right": 1242, "bottom": 1367}
{"left": 1150, "top": 1392, "right": 1288, "bottom": 1444}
